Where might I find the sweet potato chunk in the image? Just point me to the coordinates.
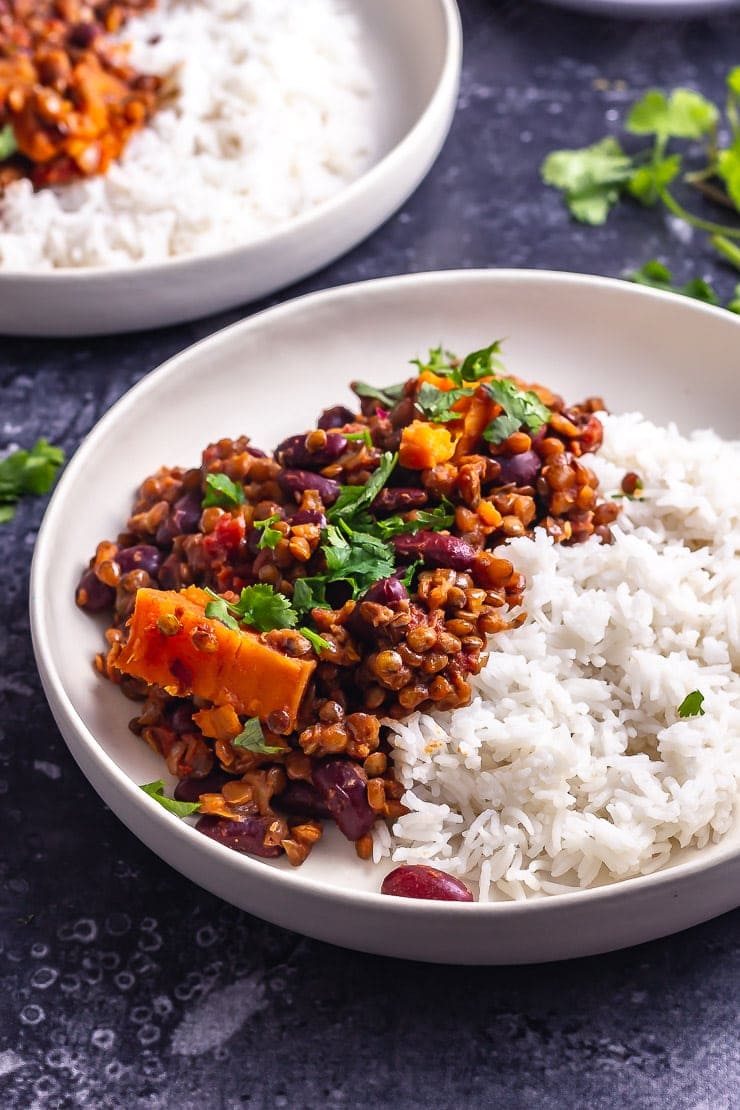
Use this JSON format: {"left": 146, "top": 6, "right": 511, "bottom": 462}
{"left": 115, "top": 586, "right": 314, "bottom": 729}
{"left": 399, "top": 420, "right": 457, "bottom": 470}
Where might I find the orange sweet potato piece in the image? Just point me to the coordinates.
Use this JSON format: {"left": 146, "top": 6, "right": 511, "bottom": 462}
{"left": 399, "top": 420, "right": 457, "bottom": 470}
{"left": 453, "top": 387, "right": 497, "bottom": 461}
{"left": 115, "top": 586, "right": 315, "bottom": 729}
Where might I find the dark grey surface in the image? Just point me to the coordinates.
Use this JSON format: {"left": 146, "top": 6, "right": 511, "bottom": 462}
{"left": 2, "top": 2, "right": 739, "bottom": 1107}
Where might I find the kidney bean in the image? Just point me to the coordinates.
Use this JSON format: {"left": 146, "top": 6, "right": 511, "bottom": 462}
{"left": 157, "top": 552, "right": 183, "bottom": 590}
{"left": 67, "top": 21, "right": 100, "bottom": 47}
{"left": 169, "top": 701, "right": 198, "bottom": 734}
{"left": 372, "top": 487, "right": 428, "bottom": 515}
{"left": 495, "top": 450, "right": 541, "bottom": 487}
{"left": 116, "top": 544, "right": 162, "bottom": 578}
{"left": 274, "top": 780, "right": 332, "bottom": 819}
{"left": 246, "top": 445, "right": 267, "bottom": 458}
{"left": 392, "top": 531, "right": 477, "bottom": 571}
{"left": 156, "top": 490, "right": 203, "bottom": 545}
{"left": 289, "top": 508, "right": 327, "bottom": 528}
{"left": 75, "top": 568, "right": 115, "bottom": 612}
{"left": 318, "top": 405, "right": 355, "bottom": 431}
{"left": 278, "top": 470, "right": 340, "bottom": 506}
{"left": 275, "top": 433, "right": 347, "bottom": 470}
{"left": 311, "top": 759, "right": 375, "bottom": 841}
{"left": 173, "top": 771, "right": 234, "bottom": 803}
{"left": 381, "top": 865, "right": 474, "bottom": 902}
{"left": 196, "top": 815, "right": 283, "bottom": 858}
{"left": 360, "top": 577, "right": 409, "bottom": 606}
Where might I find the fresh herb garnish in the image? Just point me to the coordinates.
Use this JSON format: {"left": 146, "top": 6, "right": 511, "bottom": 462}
{"left": 677, "top": 690, "right": 706, "bottom": 718}
{"left": 327, "top": 451, "right": 397, "bottom": 523}
{"left": 373, "top": 500, "right": 455, "bottom": 538}
{"left": 205, "top": 584, "right": 298, "bottom": 632}
{"left": 232, "top": 717, "right": 284, "bottom": 754}
{"left": 351, "top": 380, "right": 406, "bottom": 409}
{"left": 451, "top": 341, "right": 507, "bottom": 386}
{"left": 482, "top": 379, "right": 551, "bottom": 444}
{"left": 253, "top": 514, "right": 282, "bottom": 549}
{"left": 541, "top": 73, "right": 740, "bottom": 289}
{"left": 410, "top": 344, "right": 457, "bottom": 376}
{"left": 415, "top": 382, "right": 470, "bottom": 423}
{"left": 300, "top": 626, "right": 331, "bottom": 653}
{"left": 627, "top": 260, "right": 722, "bottom": 305}
{"left": 202, "top": 473, "right": 245, "bottom": 510}
{"left": 140, "top": 779, "right": 201, "bottom": 817}
{"left": 343, "top": 429, "right": 374, "bottom": 448}
{"left": 0, "top": 438, "right": 65, "bottom": 523}
{"left": 0, "top": 124, "right": 17, "bottom": 161}
{"left": 321, "top": 522, "right": 396, "bottom": 596}
{"left": 292, "top": 576, "right": 329, "bottom": 615}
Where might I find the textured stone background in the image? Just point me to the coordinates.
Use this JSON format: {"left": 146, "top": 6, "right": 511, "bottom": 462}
{"left": 1, "top": 1, "right": 739, "bottom": 1106}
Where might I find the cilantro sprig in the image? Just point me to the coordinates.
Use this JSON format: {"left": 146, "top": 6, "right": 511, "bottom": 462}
{"left": 253, "top": 514, "right": 283, "bottom": 550}
{"left": 232, "top": 717, "right": 283, "bottom": 754}
{"left": 677, "top": 690, "right": 706, "bottom": 718}
{"left": 627, "top": 259, "right": 740, "bottom": 313}
{"left": 202, "top": 473, "right": 244, "bottom": 510}
{"left": 482, "top": 379, "right": 551, "bottom": 444}
{"left": 0, "top": 438, "right": 65, "bottom": 523}
{"left": 140, "top": 780, "right": 201, "bottom": 818}
{"left": 205, "top": 584, "right": 298, "bottom": 632}
{"left": 541, "top": 71, "right": 740, "bottom": 291}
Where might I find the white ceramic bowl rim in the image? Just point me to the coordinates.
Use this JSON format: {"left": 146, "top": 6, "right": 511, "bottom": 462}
{"left": 30, "top": 268, "right": 740, "bottom": 922}
{"left": 2, "top": 0, "right": 461, "bottom": 282}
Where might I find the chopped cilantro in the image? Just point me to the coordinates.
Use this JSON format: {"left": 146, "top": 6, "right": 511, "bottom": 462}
{"left": 204, "top": 584, "right": 298, "bottom": 632}
{"left": 626, "top": 88, "right": 718, "bottom": 142}
{"left": 541, "top": 136, "right": 634, "bottom": 225}
{"left": 351, "top": 380, "right": 406, "bottom": 409}
{"left": 327, "top": 451, "right": 397, "bottom": 524}
{"left": 373, "top": 500, "right": 455, "bottom": 538}
{"left": 321, "top": 521, "right": 396, "bottom": 596}
{"left": 300, "top": 626, "right": 331, "bottom": 653}
{"left": 400, "top": 558, "right": 423, "bottom": 591}
{"left": 232, "top": 717, "right": 283, "bottom": 754}
{"left": 482, "top": 379, "right": 551, "bottom": 445}
{"left": 0, "top": 438, "right": 65, "bottom": 523}
{"left": 140, "top": 780, "right": 201, "bottom": 818}
{"left": 410, "top": 345, "right": 457, "bottom": 376}
{"left": 292, "top": 576, "right": 329, "bottom": 615}
{"left": 253, "top": 514, "right": 282, "bottom": 549}
{"left": 677, "top": 690, "right": 706, "bottom": 718}
{"left": 415, "top": 382, "right": 470, "bottom": 423}
{"left": 0, "top": 124, "right": 17, "bottom": 161}
{"left": 343, "top": 429, "right": 374, "bottom": 448}
{"left": 627, "top": 260, "right": 721, "bottom": 305}
{"left": 202, "top": 473, "right": 244, "bottom": 510}
{"left": 452, "top": 341, "right": 507, "bottom": 386}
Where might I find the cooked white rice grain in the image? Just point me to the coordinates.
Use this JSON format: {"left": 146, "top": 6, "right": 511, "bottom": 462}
{"left": 0, "top": 0, "right": 375, "bottom": 270}
{"left": 377, "top": 413, "right": 740, "bottom": 900}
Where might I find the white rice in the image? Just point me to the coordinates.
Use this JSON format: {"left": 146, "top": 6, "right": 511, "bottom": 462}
{"left": 376, "top": 413, "right": 740, "bottom": 900}
{"left": 0, "top": 0, "right": 375, "bottom": 270}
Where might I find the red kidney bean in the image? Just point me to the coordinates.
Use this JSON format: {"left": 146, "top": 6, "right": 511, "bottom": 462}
{"left": 157, "top": 552, "right": 183, "bottom": 590}
{"left": 275, "top": 433, "right": 347, "bottom": 469}
{"left": 360, "top": 576, "right": 409, "bottom": 606}
{"left": 311, "top": 759, "right": 375, "bottom": 841}
{"left": 381, "top": 865, "right": 474, "bottom": 902}
{"left": 278, "top": 469, "right": 340, "bottom": 506}
{"left": 155, "top": 491, "right": 203, "bottom": 545}
{"left": 246, "top": 446, "right": 267, "bottom": 458}
{"left": 318, "top": 405, "right": 355, "bottom": 431}
{"left": 67, "top": 21, "right": 100, "bottom": 47}
{"left": 116, "top": 544, "right": 162, "bottom": 577}
{"left": 372, "top": 487, "right": 428, "bottom": 515}
{"left": 494, "top": 450, "right": 541, "bottom": 487}
{"left": 168, "top": 701, "right": 198, "bottom": 734}
{"left": 173, "top": 771, "right": 234, "bottom": 802}
{"left": 289, "top": 508, "right": 326, "bottom": 528}
{"left": 273, "top": 780, "right": 332, "bottom": 819}
{"left": 196, "top": 815, "right": 283, "bottom": 858}
{"left": 75, "top": 568, "right": 115, "bottom": 612}
{"left": 392, "top": 531, "right": 477, "bottom": 571}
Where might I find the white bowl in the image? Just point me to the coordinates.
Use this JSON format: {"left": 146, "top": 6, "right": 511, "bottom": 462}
{"left": 0, "top": 0, "right": 461, "bottom": 338}
{"left": 30, "top": 270, "right": 740, "bottom": 963}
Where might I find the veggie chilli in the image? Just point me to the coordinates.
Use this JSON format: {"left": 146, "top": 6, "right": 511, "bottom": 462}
{"left": 0, "top": 1, "right": 161, "bottom": 190}
{"left": 76, "top": 343, "right": 621, "bottom": 878}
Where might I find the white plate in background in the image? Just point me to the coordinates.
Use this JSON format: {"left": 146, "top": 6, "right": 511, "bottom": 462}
{"left": 31, "top": 270, "right": 740, "bottom": 963}
{"left": 0, "top": 0, "right": 461, "bottom": 337}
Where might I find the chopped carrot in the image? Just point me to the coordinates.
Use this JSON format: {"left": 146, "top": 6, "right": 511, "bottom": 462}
{"left": 115, "top": 586, "right": 314, "bottom": 729}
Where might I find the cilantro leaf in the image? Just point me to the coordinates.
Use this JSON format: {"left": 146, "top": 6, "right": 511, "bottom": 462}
{"left": 727, "top": 283, "right": 740, "bottom": 314}
{"left": 415, "top": 382, "right": 471, "bottom": 423}
{"left": 321, "top": 521, "right": 395, "bottom": 597}
{"left": 717, "top": 135, "right": 740, "bottom": 211}
{"left": 343, "top": 429, "right": 373, "bottom": 448}
{"left": 140, "top": 779, "right": 201, "bottom": 818}
{"left": 482, "top": 379, "right": 551, "bottom": 445}
{"left": 351, "top": 380, "right": 406, "bottom": 409}
{"left": 300, "top": 626, "right": 331, "bottom": 653}
{"left": 0, "top": 438, "right": 65, "bottom": 522}
{"left": 232, "top": 717, "right": 283, "bottom": 754}
{"left": 677, "top": 690, "right": 706, "bottom": 718}
{"left": 202, "top": 473, "right": 244, "bottom": 510}
{"left": 327, "top": 452, "right": 397, "bottom": 524}
{"left": 451, "top": 341, "right": 507, "bottom": 386}
{"left": 0, "top": 124, "right": 17, "bottom": 161}
{"left": 626, "top": 88, "right": 718, "bottom": 141}
{"left": 253, "top": 514, "right": 282, "bottom": 550}
{"left": 627, "top": 260, "right": 721, "bottom": 305}
{"left": 400, "top": 558, "right": 423, "bottom": 591}
{"left": 204, "top": 584, "right": 298, "bottom": 632}
{"left": 292, "top": 576, "right": 328, "bottom": 614}
{"left": 627, "top": 154, "right": 681, "bottom": 207}
{"left": 204, "top": 595, "right": 240, "bottom": 630}
{"left": 374, "top": 500, "right": 455, "bottom": 538}
{"left": 410, "top": 345, "right": 457, "bottom": 376}
{"left": 541, "top": 137, "right": 634, "bottom": 225}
